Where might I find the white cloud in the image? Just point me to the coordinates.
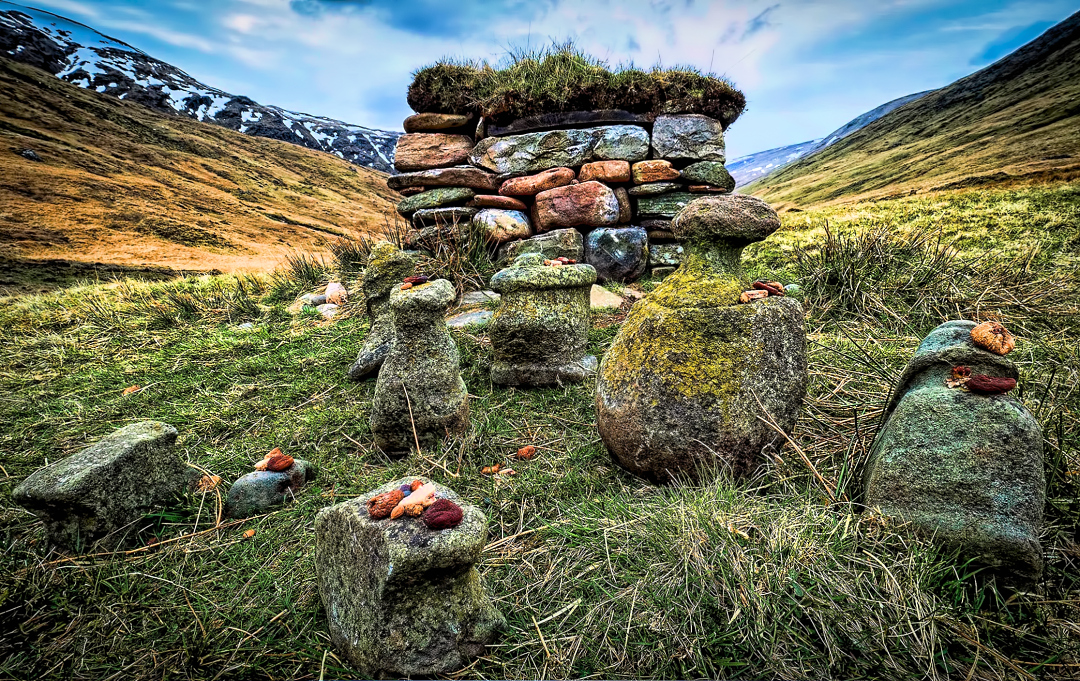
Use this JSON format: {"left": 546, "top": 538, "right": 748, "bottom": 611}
{"left": 92, "top": 18, "right": 218, "bottom": 52}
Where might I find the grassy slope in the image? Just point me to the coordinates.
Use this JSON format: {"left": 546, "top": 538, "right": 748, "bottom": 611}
{"left": 0, "top": 56, "right": 399, "bottom": 286}
{"left": 1, "top": 182, "right": 1077, "bottom": 679}
{"left": 746, "top": 12, "right": 1080, "bottom": 208}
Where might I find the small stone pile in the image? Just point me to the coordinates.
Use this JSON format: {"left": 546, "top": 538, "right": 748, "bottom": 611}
{"left": 389, "top": 110, "right": 737, "bottom": 282}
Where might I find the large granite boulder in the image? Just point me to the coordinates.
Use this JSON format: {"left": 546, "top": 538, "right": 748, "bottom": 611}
{"left": 347, "top": 243, "right": 416, "bottom": 380}
{"left": 595, "top": 195, "right": 807, "bottom": 482}
{"left": 370, "top": 279, "right": 469, "bottom": 455}
{"left": 13, "top": 421, "right": 189, "bottom": 551}
{"left": 651, "top": 114, "right": 726, "bottom": 163}
{"left": 393, "top": 133, "right": 475, "bottom": 172}
{"left": 585, "top": 227, "right": 648, "bottom": 283}
{"left": 469, "top": 125, "right": 649, "bottom": 175}
{"left": 532, "top": 181, "right": 620, "bottom": 232}
{"left": 315, "top": 477, "right": 504, "bottom": 677}
{"left": 863, "top": 320, "right": 1045, "bottom": 583}
{"left": 497, "top": 228, "right": 583, "bottom": 264}
{"left": 489, "top": 254, "right": 598, "bottom": 386}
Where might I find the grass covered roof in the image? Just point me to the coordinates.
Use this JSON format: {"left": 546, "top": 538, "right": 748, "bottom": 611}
{"left": 407, "top": 44, "right": 747, "bottom": 129}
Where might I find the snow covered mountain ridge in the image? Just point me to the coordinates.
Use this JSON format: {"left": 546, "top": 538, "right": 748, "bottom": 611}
{"left": 0, "top": 1, "right": 400, "bottom": 173}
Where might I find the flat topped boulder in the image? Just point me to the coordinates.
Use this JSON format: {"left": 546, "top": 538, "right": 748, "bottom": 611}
{"left": 13, "top": 421, "right": 190, "bottom": 551}
{"left": 670, "top": 194, "right": 781, "bottom": 245}
{"left": 490, "top": 253, "right": 597, "bottom": 293}
{"left": 315, "top": 477, "right": 504, "bottom": 677}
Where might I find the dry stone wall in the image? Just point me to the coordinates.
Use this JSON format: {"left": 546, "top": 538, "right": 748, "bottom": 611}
{"left": 388, "top": 111, "right": 736, "bottom": 282}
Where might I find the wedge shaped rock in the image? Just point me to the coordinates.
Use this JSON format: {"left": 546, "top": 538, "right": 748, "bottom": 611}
{"left": 347, "top": 243, "right": 415, "bottom": 380}
{"left": 13, "top": 421, "right": 189, "bottom": 551}
{"left": 316, "top": 477, "right": 504, "bottom": 677}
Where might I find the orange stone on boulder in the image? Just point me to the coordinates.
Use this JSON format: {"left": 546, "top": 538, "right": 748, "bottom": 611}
{"left": 393, "top": 133, "right": 474, "bottom": 172}
{"left": 499, "top": 167, "right": 575, "bottom": 196}
{"left": 468, "top": 195, "right": 529, "bottom": 211}
{"left": 579, "top": 160, "right": 631, "bottom": 183}
{"left": 632, "top": 160, "right": 680, "bottom": 184}
{"left": 533, "top": 181, "right": 620, "bottom": 232}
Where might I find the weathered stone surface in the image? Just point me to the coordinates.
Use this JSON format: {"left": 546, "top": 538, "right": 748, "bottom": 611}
{"left": 468, "top": 194, "right": 528, "bottom": 211}
{"left": 651, "top": 114, "right": 726, "bottom": 163}
{"left": 403, "top": 112, "right": 473, "bottom": 133}
{"left": 634, "top": 192, "right": 696, "bottom": 219}
{"left": 499, "top": 167, "right": 575, "bottom": 196}
{"left": 316, "top": 303, "right": 339, "bottom": 319}
{"left": 590, "top": 285, "right": 624, "bottom": 309}
{"left": 595, "top": 196, "right": 806, "bottom": 482}
{"left": 394, "top": 133, "right": 475, "bottom": 172}
{"left": 585, "top": 227, "right": 648, "bottom": 283}
{"left": 863, "top": 320, "right": 1045, "bottom": 583}
{"left": 533, "top": 181, "right": 620, "bottom": 232}
{"left": 412, "top": 207, "right": 479, "bottom": 228}
{"left": 315, "top": 477, "right": 505, "bottom": 677}
{"left": 628, "top": 182, "right": 683, "bottom": 196}
{"left": 632, "top": 160, "right": 680, "bottom": 184}
{"left": 473, "top": 209, "right": 531, "bottom": 244}
{"left": 670, "top": 193, "right": 781, "bottom": 245}
{"left": 614, "top": 186, "right": 632, "bottom": 223}
{"left": 497, "top": 228, "right": 583, "bottom": 264}
{"left": 579, "top": 160, "right": 631, "bottom": 183}
{"left": 640, "top": 218, "right": 673, "bottom": 230}
{"left": 649, "top": 242, "right": 685, "bottom": 266}
{"left": 370, "top": 279, "right": 469, "bottom": 455}
{"left": 13, "top": 421, "right": 188, "bottom": 550}
{"left": 486, "top": 109, "right": 653, "bottom": 137}
{"left": 470, "top": 125, "right": 649, "bottom": 175}
{"left": 681, "top": 161, "right": 735, "bottom": 191}
{"left": 446, "top": 309, "right": 493, "bottom": 328}
{"left": 348, "top": 243, "right": 416, "bottom": 381}
{"left": 397, "top": 187, "right": 476, "bottom": 217}
{"left": 459, "top": 290, "right": 501, "bottom": 308}
{"left": 387, "top": 166, "right": 500, "bottom": 192}
{"left": 224, "top": 460, "right": 315, "bottom": 518}
{"left": 489, "top": 254, "right": 598, "bottom": 386}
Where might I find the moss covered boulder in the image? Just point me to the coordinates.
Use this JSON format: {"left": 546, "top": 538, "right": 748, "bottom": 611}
{"left": 863, "top": 320, "right": 1044, "bottom": 583}
{"left": 489, "top": 254, "right": 598, "bottom": 386}
{"left": 595, "top": 195, "right": 807, "bottom": 482}
{"left": 13, "top": 421, "right": 189, "bottom": 551}
{"left": 370, "top": 278, "right": 469, "bottom": 455}
{"left": 315, "top": 477, "right": 505, "bottom": 677}
{"left": 347, "top": 243, "right": 415, "bottom": 381}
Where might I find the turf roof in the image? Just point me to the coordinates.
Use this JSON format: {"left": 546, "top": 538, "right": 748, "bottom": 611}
{"left": 407, "top": 44, "right": 747, "bottom": 129}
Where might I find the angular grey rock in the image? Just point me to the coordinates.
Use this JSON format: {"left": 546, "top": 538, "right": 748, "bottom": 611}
{"left": 648, "top": 242, "right": 686, "bottom": 266}
{"left": 412, "top": 207, "right": 479, "bottom": 228}
{"left": 489, "top": 254, "right": 598, "bottom": 386}
{"left": 387, "top": 166, "right": 500, "bottom": 193}
{"left": 470, "top": 125, "right": 649, "bottom": 175}
{"left": 13, "top": 421, "right": 188, "bottom": 551}
{"left": 223, "top": 460, "right": 316, "bottom": 519}
{"left": 651, "top": 114, "right": 726, "bottom": 163}
{"left": 370, "top": 279, "right": 469, "bottom": 455}
{"left": 596, "top": 195, "right": 807, "bottom": 482}
{"left": 634, "top": 192, "right": 696, "bottom": 219}
{"left": 397, "top": 187, "right": 475, "bottom": 218}
{"left": 863, "top": 320, "right": 1045, "bottom": 583}
{"left": 628, "top": 182, "right": 683, "bottom": 196}
{"left": 316, "top": 477, "right": 504, "bottom": 678}
{"left": 472, "top": 209, "right": 532, "bottom": 244}
{"left": 497, "top": 228, "right": 583, "bottom": 264}
{"left": 347, "top": 243, "right": 416, "bottom": 381}
{"left": 585, "top": 227, "right": 648, "bottom": 283}
{"left": 680, "top": 161, "right": 735, "bottom": 191}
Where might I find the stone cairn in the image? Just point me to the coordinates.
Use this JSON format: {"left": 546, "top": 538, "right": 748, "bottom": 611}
{"left": 315, "top": 476, "right": 505, "bottom": 677}
{"left": 369, "top": 277, "right": 469, "bottom": 455}
{"left": 389, "top": 111, "right": 736, "bottom": 282}
{"left": 863, "top": 320, "right": 1044, "bottom": 584}
{"left": 488, "top": 253, "right": 598, "bottom": 386}
{"left": 595, "top": 195, "right": 808, "bottom": 482}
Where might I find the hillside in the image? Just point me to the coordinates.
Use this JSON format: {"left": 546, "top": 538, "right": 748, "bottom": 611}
{"left": 0, "top": 56, "right": 400, "bottom": 289}
{"left": 0, "top": 1, "right": 400, "bottom": 172}
{"left": 747, "top": 11, "right": 1080, "bottom": 207}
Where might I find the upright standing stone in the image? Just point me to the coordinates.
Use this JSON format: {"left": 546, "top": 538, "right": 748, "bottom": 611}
{"left": 489, "top": 254, "right": 598, "bottom": 386}
{"left": 863, "top": 320, "right": 1044, "bottom": 583}
{"left": 595, "top": 195, "right": 807, "bottom": 481}
{"left": 13, "top": 421, "right": 189, "bottom": 550}
{"left": 370, "top": 279, "right": 469, "bottom": 455}
{"left": 316, "top": 477, "right": 505, "bottom": 677}
{"left": 347, "top": 243, "right": 415, "bottom": 380}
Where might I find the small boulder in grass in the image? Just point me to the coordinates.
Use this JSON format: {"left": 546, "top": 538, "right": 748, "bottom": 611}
{"left": 325, "top": 282, "right": 348, "bottom": 305}
{"left": 224, "top": 458, "right": 316, "bottom": 518}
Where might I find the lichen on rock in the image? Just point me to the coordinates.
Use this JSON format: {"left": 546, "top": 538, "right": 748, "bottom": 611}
{"left": 347, "top": 242, "right": 416, "bottom": 381}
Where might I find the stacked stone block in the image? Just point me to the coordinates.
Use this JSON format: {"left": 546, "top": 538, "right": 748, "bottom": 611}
{"left": 388, "top": 110, "right": 736, "bottom": 282}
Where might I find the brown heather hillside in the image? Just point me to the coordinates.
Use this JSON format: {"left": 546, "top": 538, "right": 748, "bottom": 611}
{"left": 0, "top": 56, "right": 398, "bottom": 288}
{"left": 748, "top": 10, "right": 1080, "bottom": 208}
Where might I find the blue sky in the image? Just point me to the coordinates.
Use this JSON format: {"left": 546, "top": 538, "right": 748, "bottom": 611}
{"left": 20, "top": 0, "right": 1079, "bottom": 159}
